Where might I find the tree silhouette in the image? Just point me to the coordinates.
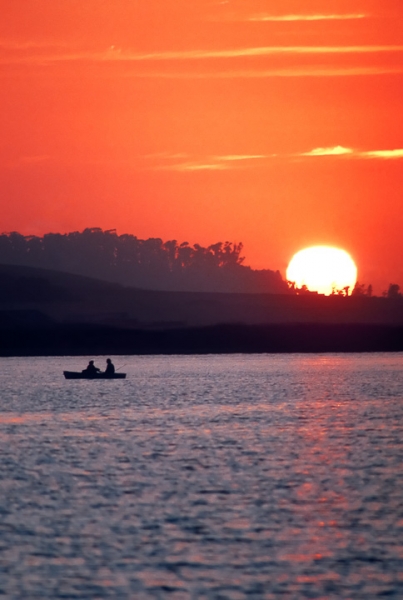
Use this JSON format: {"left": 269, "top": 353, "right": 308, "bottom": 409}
{"left": 384, "top": 283, "right": 402, "bottom": 299}
{"left": 351, "top": 282, "right": 373, "bottom": 297}
{"left": 0, "top": 229, "right": 290, "bottom": 294}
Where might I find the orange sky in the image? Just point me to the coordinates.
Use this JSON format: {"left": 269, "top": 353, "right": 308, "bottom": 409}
{"left": 1, "top": 0, "right": 403, "bottom": 293}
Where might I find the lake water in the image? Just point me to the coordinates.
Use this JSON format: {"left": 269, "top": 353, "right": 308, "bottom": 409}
{"left": 0, "top": 353, "right": 403, "bottom": 599}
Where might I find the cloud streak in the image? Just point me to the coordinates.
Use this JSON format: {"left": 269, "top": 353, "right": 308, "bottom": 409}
{"left": 301, "top": 147, "right": 403, "bottom": 159}
{"left": 2, "top": 42, "right": 402, "bottom": 80}
{"left": 113, "top": 66, "right": 403, "bottom": 79}
{"left": 150, "top": 154, "right": 270, "bottom": 172}
{"left": 248, "top": 14, "right": 368, "bottom": 22}
{"left": 86, "top": 45, "right": 403, "bottom": 61}
{"left": 362, "top": 149, "right": 403, "bottom": 159}
{"left": 152, "top": 148, "right": 403, "bottom": 171}
{"left": 212, "top": 154, "right": 268, "bottom": 162}
{"left": 2, "top": 43, "right": 403, "bottom": 66}
{"left": 167, "top": 163, "right": 227, "bottom": 172}
{"left": 7, "top": 148, "right": 403, "bottom": 173}
{"left": 302, "top": 146, "right": 353, "bottom": 156}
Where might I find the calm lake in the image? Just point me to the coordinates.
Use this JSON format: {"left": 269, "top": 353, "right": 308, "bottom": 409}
{"left": 1, "top": 353, "right": 403, "bottom": 599}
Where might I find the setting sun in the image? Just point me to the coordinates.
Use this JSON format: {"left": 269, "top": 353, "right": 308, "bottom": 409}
{"left": 286, "top": 246, "right": 357, "bottom": 295}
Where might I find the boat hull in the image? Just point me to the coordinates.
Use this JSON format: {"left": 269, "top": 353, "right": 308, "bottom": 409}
{"left": 63, "top": 371, "right": 126, "bottom": 379}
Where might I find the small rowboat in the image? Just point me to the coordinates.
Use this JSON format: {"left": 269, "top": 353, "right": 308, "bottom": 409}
{"left": 63, "top": 371, "right": 126, "bottom": 379}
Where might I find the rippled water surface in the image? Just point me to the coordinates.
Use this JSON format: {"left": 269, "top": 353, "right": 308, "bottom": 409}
{"left": 1, "top": 353, "right": 403, "bottom": 599}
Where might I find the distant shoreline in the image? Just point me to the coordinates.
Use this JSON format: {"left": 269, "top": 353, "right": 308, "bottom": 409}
{"left": 1, "top": 264, "right": 403, "bottom": 356}
{"left": 1, "top": 323, "right": 403, "bottom": 356}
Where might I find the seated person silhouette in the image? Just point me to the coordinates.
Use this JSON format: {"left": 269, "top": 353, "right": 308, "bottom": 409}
{"left": 83, "top": 360, "right": 100, "bottom": 376}
{"left": 105, "top": 358, "right": 115, "bottom": 376}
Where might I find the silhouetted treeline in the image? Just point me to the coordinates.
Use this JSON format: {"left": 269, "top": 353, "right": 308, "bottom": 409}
{"left": 0, "top": 229, "right": 289, "bottom": 293}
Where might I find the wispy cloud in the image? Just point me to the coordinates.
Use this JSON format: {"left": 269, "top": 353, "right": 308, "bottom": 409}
{"left": 99, "top": 45, "right": 403, "bottom": 60}
{"left": 248, "top": 14, "right": 368, "bottom": 22}
{"left": 7, "top": 148, "right": 403, "bottom": 173}
{"left": 362, "top": 149, "right": 403, "bottom": 159}
{"left": 301, "top": 147, "right": 403, "bottom": 159}
{"left": 2, "top": 44, "right": 403, "bottom": 67}
{"left": 212, "top": 154, "right": 268, "bottom": 161}
{"left": 1, "top": 37, "right": 402, "bottom": 81}
{"left": 119, "top": 66, "right": 403, "bottom": 79}
{"left": 152, "top": 149, "right": 403, "bottom": 171}
{"left": 159, "top": 161, "right": 228, "bottom": 172}
{"left": 302, "top": 146, "right": 353, "bottom": 157}
{"left": 151, "top": 154, "right": 270, "bottom": 172}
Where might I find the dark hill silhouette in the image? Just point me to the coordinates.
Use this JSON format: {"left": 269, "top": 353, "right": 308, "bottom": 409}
{"left": 2, "top": 264, "right": 403, "bottom": 355}
{"left": 0, "top": 229, "right": 289, "bottom": 294}
{"left": 1, "top": 263, "right": 403, "bottom": 331}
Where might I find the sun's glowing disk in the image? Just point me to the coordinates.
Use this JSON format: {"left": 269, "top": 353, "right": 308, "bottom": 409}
{"left": 286, "top": 246, "right": 357, "bottom": 295}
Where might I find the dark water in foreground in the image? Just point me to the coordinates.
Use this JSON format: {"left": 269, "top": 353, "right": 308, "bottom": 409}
{"left": 0, "top": 353, "right": 403, "bottom": 599}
